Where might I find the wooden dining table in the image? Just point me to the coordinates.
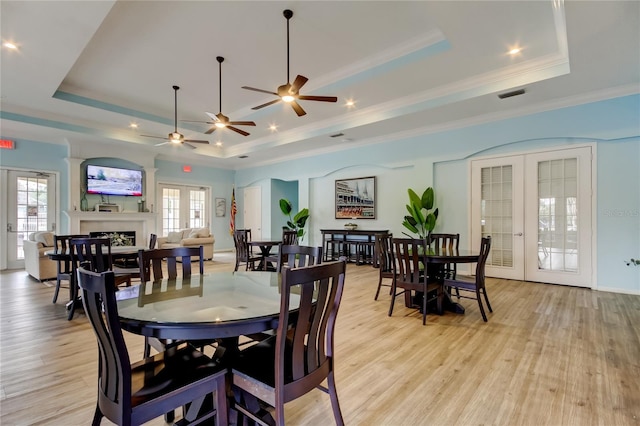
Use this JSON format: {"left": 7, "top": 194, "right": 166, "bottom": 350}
{"left": 415, "top": 246, "right": 482, "bottom": 314}
{"left": 248, "top": 239, "right": 282, "bottom": 271}
{"left": 117, "top": 271, "right": 298, "bottom": 356}
{"left": 45, "top": 245, "right": 145, "bottom": 320}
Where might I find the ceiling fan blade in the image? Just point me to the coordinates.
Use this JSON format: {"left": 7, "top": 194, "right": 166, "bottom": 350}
{"left": 252, "top": 99, "right": 282, "bottom": 110}
{"left": 204, "top": 127, "right": 217, "bottom": 135}
{"left": 141, "top": 134, "right": 167, "bottom": 140}
{"left": 290, "top": 75, "right": 309, "bottom": 93}
{"left": 298, "top": 95, "right": 338, "bottom": 103}
{"left": 183, "top": 143, "right": 198, "bottom": 150}
{"left": 184, "top": 139, "right": 210, "bottom": 144}
{"left": 242, "top": 86, "right": 279, "bottom": 96}
{"left": 290, "top": 100, "right": 306, "bottom": 117}
{"left": 227, "top": 121, "right": 256, "bottom": 126}
{"left": 181, "top": 120, "right": 211, "bottom": 123}
{"left": 227, "top": 126, "right": 250, "bottom": 137}
{"left": 154, "top": 141, "right": 170, "bottom": 146}
{"left": 205, "top": 112, "right": 221, "bottom": 122}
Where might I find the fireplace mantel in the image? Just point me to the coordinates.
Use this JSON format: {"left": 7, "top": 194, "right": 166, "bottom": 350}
{"left": 64, "top": 211, "right": 157, "bottom": 247}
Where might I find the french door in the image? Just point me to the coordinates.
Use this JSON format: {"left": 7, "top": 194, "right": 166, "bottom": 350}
{"left": 471, "top": 146, "right": 593, "bottom": 287}
{"left": 3, "top": 170, "right": 57, "bottom": 269}
{"left": 159, "top": 184, "right": 210, "bottom": 236}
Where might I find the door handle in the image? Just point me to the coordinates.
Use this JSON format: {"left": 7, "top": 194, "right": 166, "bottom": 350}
{"left": 514, "top": 232, "right": 523, "bottom": 236}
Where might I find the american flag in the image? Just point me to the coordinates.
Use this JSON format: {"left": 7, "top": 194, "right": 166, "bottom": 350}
{"left": 229, "top": 187, "right": 237, "bottom": 236}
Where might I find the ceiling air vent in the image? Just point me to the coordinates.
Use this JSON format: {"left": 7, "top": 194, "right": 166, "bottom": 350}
{"left": 498, "top": 88, "right": 526, "bottom": 99}
{"left": 330, "top": 132, "right": 345, "bottom": 138}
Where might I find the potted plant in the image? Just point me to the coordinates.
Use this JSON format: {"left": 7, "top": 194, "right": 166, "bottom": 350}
{"left": 401, "top": 186, "right": 439, "bottom": 242}
{"left": 279, "top": 199, "right": 310, "bottom": 242}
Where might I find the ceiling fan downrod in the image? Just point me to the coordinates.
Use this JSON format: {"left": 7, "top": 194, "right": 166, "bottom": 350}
{"left": 284, "top": 9, "right": 293, "bottom": 84}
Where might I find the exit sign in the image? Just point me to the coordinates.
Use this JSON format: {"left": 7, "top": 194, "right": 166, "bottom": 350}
{"left": 0, "top": 139, "right": 15, "bottom": 149}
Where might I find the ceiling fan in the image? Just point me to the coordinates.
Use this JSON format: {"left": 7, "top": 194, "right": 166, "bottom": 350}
{"left": 183, "top": 56, "right": 256, "bottom": 136}
{"left": 241, "top": 9, "right": 338, "bottom": 117}
{"left": 141, "top": 85, "right": 209, "bottom": 149}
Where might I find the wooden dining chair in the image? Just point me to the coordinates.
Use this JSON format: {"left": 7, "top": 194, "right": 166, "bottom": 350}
{"left": 113, "top": 233, "right": 160, "bottom": 281}
{"left": 429, "top": 233, "right": 460, "bottom": 281}
{"left": 443, "top": 236, "right": 493, "bottom": 321}
{"left": 51, "top": 234, "right": 88, "bottom": 304}
{"left": 69, "top": 237, "right": 133, "bottom": 287}
{"left": 263, "top": 228, "right": 300, "bottom": 269}
{"left": 138, "top": 246, "right": 205, "bottom": 357}
{"left": 232, "top": 260, "right": 347, "bottom": 426}
{"left": 76, "top": 266, "right": 228, "bottom": 426}
{"left": 275, "top": 244, "right": 323, "bottom": 272}
{"left": 390, "top": 238, "right": 443, "bottom": 325}
{"left": 374, "top": 232, "right": 396, "bottom": 300}
{"left": 233, "top": 229, "right": 262, "bottom": 271}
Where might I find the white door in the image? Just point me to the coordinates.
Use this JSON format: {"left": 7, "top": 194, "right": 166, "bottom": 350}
{"left": 471, "top": 156, "right": 525, "bottom": 280}
{"left": 159, "top": 184, "right": 210, "bottom": 235}
{"left": 471, "top": 146, "right": 593, "bottom": 287}
{"left": 244, "top": 186, "right": 262, "bottom": 240}
{"left": 4, "top": 170, "right": 57, "bottom": 269}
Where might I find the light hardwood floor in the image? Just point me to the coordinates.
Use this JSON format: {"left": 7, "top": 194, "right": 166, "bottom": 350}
{"left": 1, "top": 253, "right": 639, "bottom": 425}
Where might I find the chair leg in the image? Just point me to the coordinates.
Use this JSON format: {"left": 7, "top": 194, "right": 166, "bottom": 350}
{"left": 52, "top": 278, "right": 61, "bottom": 303}
{"left": 214, "top": 375, "right": 228, "bottom": 426}
{"left": 482, "top": 288, "right": 493, "bottom": 313}
{"left": 374, "top": 276, "right": 383, "bottom": 300}
{"left": 91, "top": 406, "right": 103, "bottom": 426}
{"left": 422, "top": 287, "right": 428, "bottom": 325}
{"left": 388, "top": 284, "right": 397, "bottom": 317}
{"left": 327, "top": 370, "right": 345, "bottom": 426}
{"left": 476, "top": 288, "right": 488, "bottom": 322}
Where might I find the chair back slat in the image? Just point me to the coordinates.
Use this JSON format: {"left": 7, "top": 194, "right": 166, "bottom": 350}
{"left": 70, "top": 237, "right": 114, "bottom": 273}
{"left": 282, "top": 229, "right": 298, "bottom": 245}
{"left": 393, "top": 238, "right": 424, "bottom": 284}
{"left": 77, "top": 267, "right": 132, "bottom": 411}
{"left": 276, "top": 245, "right": 323, "bottom": 272}
{"left": 277, "top": 261, "right": 346, "bottom": 400}
{"left": 234, "top": 230, "right": 251, "bottom": 259}
{"left": 476, "top": 236, "right": 492, "bottom": 283}
{"left": 375, "top": 233, "right": 395, "bottom": 274}
{"left": 138, "top": 246, "right": 204, "bottom": 282}
{"left": 149, "top": 233, "right": 158, "bottom": 249}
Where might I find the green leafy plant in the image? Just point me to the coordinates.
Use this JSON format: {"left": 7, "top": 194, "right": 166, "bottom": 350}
{"left": 402, "top": 187, "right": 439, "bottom": 240}
{"left": 279, "top": 198, "right": 310, "bottom": 242}
{"left": 624, "top": 258, "right": 640, "bottom": 266}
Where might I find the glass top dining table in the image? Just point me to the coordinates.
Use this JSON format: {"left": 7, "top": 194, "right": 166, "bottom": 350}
{"left": 117, "top": 271, "right": 297, "bottom": 341}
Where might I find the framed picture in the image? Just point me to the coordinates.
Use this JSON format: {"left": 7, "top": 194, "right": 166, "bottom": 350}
{"left": 215, "top": 198, "right": 226, "bottom": 217}
{"left": 335, "top": 176, "right": 376, "bottom": 219}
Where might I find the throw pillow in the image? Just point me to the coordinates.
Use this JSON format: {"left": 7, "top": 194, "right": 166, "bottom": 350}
{"left": 188, "top": 228, "right": 210, "bottom": 238}
{"left": 167, "top": 231, "right": 183, "bottom": 243}
{"left": 34, "top": 232, "right": 54, "bottom": 247}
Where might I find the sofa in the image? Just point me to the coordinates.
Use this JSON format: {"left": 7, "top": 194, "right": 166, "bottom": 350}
{"left": 156, "top": 228, "right": 215, "bottom": 260}
{"left": 23, "top": 231, "right": 57, "bottom": 281}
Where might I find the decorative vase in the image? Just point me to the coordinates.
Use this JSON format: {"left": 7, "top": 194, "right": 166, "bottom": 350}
{"left": 80, "top": 191, "right": 88, "bottom": 211}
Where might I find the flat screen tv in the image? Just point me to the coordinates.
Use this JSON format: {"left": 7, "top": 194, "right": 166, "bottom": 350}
{"left": 86, "top": 164, "right": 143, "bottom": 196}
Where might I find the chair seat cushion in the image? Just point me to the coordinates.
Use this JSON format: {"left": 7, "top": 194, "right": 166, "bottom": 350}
{"left": 232, "top": 336, "right": 292, "bottom": 387}
{"left": 131, "top": 344, "right": 225, "bottom": 407}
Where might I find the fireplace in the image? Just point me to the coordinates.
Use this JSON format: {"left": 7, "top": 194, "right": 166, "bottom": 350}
{"left": 64, "top": 211, "right": 156, "bottom": 248}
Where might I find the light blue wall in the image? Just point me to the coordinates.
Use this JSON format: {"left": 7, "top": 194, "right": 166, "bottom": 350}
{"left": 235, "top": 95, "right": 640, "bottom": 294}
{"left": 2, "top": 95, "right": 639, "bottom": 292}
{"left": 0, "top": 139, "right": 70, "bottom": 231}
{"left": 154, "top": 159, "right": 235, "bottom": 250}
{"left": 271, "top": 180, "right": 298, "bottom": 235}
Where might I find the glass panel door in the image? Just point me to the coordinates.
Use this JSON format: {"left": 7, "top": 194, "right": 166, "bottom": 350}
{"left": 5, "top": 170, "right": 56, "bottom": 269}
{"left": 159, "top": 184, "right": 209, "bottom": 236}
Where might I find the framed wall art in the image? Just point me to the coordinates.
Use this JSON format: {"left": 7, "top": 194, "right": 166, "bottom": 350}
{"left": 335, "top": 176, "right": 376, "bottom": 219}
{"left": 215, "top": 198, "right": 226, "bottom": 217}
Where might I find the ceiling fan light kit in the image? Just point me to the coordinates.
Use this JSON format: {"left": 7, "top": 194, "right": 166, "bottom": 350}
{"left": 241, "top": 9, "right": 338, "bottom": 117}
{"left": 141, "top": 85, "right": 209, "bottom": 149}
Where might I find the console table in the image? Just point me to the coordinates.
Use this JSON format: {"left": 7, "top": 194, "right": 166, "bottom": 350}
{"left": 320, "top": 229, "right": 388, "bottom": 265}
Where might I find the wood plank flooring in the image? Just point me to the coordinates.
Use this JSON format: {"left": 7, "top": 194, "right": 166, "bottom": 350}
{"left": 1, "top": 253, "right": 639, "bottom": 425}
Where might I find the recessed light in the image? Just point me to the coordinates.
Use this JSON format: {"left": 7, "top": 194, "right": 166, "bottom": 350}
{"left": 129, "top": 123, "right": 138, "bottom": 129}
{"left": 3, "top": 41, "right": 18, "bottom": 50}
{"left": 508, "top": 47, "right": 521, "bottom": 55}
{"left": 269, "top": 124, "right": 278, "bottom": 132}
{"left": 345, "top": 99, "right": 355, "bottom": 107}
{"left": 215, "top": 141, "right": 223, "bottom": 147}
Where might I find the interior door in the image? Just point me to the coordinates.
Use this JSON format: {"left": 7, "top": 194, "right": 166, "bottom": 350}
{"left": 471, "top": 146, "right": 593, "bottom": 287}
{"left": 471, "top": 156, "right": 525, "bottom": 280}
{"left": 159, "top": 184, "right": 210, "bottom": 236}
{"left": 243, "top": 186, "right": 262, "bottom": 240}
{"left": 4, "top": 170, "right": 57, "bottom": 269}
